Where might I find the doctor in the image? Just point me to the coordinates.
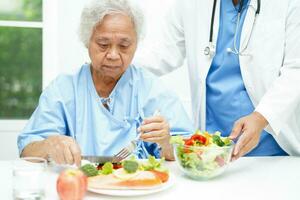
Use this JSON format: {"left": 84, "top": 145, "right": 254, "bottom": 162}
{"left": 135, "top": 0, "right": 300, "bottom": 159}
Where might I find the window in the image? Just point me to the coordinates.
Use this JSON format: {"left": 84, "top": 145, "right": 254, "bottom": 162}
{"left": 0, "top": 0, "right": 43, "bottom": 119}
{"left": 0, "top": 0, "right": 191, "bottom": 125}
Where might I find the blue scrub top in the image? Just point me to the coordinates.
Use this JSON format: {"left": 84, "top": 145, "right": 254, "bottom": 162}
{"left": 206, "top": 0, "right": 287, "bottom": 156}
{"left": 18, "top": 64, "right": 194, "bottom": 158}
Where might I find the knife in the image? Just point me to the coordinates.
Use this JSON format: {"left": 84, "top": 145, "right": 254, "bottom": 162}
{"left": 81, "top": 156, "right": 119, "bottom": 164}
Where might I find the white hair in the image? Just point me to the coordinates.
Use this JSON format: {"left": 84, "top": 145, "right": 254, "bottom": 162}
{"left": 79, "top": 0, "right": 144, "bottom": 48}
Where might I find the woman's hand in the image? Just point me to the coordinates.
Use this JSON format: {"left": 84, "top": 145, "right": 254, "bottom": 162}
{"left": 21, "top": 135, "right": 81, "bottom": 166}
{"left": 137, "top": 115, "right": 174, "bottom": 160}
{"left": 44, "top": 135, "right": 82, "bottom": 166}
{"left": 229, "top": 111, "right": 269, "bottom": 161}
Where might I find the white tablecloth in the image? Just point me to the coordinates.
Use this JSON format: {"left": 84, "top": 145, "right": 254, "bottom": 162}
{"left": 0, "top": 157, "right": 299, "bottom": 200}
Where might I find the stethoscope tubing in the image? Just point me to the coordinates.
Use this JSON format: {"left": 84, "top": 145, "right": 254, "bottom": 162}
{"left": 205, "top": 0, "right": 261, "bottom": 57}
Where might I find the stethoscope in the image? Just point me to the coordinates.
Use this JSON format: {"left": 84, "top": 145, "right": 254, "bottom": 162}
{"left": 204, "top": 0, "right": 261, "bottom": 57}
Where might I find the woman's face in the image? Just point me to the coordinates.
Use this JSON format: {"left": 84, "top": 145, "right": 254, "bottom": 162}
{"left": 88, "top": 14, "right": 137, "bottom": 81}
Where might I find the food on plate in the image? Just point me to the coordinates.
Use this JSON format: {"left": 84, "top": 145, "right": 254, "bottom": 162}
{"left": 88, "top": 169, "right": 162, "bottom": 189}
{"left": 100, "top": 162, "right": 114, "bottom": 175}
{"left": 170, "top": 130, "right": 234, "bottom": 180}
{"left": 123, "top": 159, "right": 139, "bottom": 173}
{"left": 80, "top": 164, "right": 99, "bottom": 177}
{"left": 97, "top": 162, "right": 122, "bottom": 170}
{"left": 80, "top": 156, "right": 169, "bottom": 190}
{"left": 56, "top": 169, "right": 87, "bottom": 200}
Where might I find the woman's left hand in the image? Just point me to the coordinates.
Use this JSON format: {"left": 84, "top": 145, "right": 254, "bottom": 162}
{"left": 229, "top": 111, "right": 269, "bottom": 161}
{"left": 137, "top": 115, "right": 174, "bottom": 160}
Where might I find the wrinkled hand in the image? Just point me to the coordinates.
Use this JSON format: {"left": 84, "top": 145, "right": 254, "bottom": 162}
{"left": 138, "top": 115, "right": 171, "bottom": 149}
{"left": 43, "top": 135, "right": 81, "bottom": 166}
{"left": 229, "top": 111, "right": 268, "bottom": 161}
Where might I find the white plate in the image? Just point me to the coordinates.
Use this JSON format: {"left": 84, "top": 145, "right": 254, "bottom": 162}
{"left": 87, "top": 172, "right": 175, "bottom": 197}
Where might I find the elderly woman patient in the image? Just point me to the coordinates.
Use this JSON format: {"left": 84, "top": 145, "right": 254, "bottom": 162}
{"left": 17, "top": 0, "right": 193, "bottom": 166}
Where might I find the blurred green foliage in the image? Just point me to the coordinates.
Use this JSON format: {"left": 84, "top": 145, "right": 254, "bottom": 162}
{"left": 0, "top": 0, "right": 42, "bottom": 21}
{"left": 0, "top": 0, "right": 42, "bottom": 119}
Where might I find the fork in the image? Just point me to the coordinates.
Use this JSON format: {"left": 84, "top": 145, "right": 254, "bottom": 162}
{"left": 113, "top": 110, "right": 160, "bottom": 162}
{"left": 112, "top": 136, "right": 139, "bottom": 162}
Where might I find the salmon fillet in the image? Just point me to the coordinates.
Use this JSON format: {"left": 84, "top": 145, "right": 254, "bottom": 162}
{"left": 88, "top": 169, "right": 163, "bottom": 190}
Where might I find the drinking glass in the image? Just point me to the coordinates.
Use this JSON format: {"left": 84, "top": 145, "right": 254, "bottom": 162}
{"left": 12, "top": 157, "right": 47, "bottom": 200}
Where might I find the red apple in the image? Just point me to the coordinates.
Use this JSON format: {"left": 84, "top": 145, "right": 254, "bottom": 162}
{"left": 56, "top": 169, "right": 87, "bottom": 200}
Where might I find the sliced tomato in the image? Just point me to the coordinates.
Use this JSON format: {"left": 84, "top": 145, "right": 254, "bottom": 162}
{"left": 112, "top": 163, "right": 123, "bottom": 169}
{"left": 150, "top": 170, "right": 169, "bottom": 183}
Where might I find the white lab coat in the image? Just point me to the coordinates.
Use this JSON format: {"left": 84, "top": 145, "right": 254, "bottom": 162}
{"left": 134, "top": 0, "right": 300, "bottom": 155}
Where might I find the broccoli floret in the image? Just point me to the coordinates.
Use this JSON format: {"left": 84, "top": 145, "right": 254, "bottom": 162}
{"left": 123, "top": 160, "right": 139, "bottom": 173}
{"left": 80, "top": 164, "right": 99, "bottom": 177}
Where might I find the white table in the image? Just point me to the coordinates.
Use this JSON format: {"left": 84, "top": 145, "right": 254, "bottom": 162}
{"left": 0, "top": 157, "right": 299, "bottom": 200}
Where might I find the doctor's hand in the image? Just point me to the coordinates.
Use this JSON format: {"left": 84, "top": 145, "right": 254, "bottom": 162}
{"left": 137, "top": 115, "right": 174, "bottom": 160}
{"left": 229, "top": 111, "right": 269, "bottom": 161}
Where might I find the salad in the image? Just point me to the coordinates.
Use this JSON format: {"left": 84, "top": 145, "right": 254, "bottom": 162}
{"left": 170, "top": 130, "right": 234, "bottom": 179}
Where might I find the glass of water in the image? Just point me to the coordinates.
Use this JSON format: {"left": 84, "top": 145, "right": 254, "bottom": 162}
{"left": 12, "top": 157, "right": 47, "bottom": 200}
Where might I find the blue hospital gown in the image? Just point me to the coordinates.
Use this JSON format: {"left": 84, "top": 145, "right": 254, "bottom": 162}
{"left": 18, "top": 64, "right": 194, "bottom": 158}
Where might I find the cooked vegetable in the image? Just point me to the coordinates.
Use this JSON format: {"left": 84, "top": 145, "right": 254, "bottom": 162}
{"left": 80, "top": 164, "right": 99, "bottom": 177}
{"left": 151, "top": 170, "right": 169, "bottom": 182}
{"left": 97, "top": 163, "right": 122, "bottom": 170}
{"left": 123, "top": 160, "right": 139, "bottom": 174}
{"left": 140, "top": 156, "right": 168, "bottom": 173}
{"left": 101, "top": 162, "right": 113, "bottom": 175}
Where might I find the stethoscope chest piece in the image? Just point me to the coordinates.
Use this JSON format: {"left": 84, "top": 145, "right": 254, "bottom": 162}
{"left": 204, "top": 44, "right": 216, "bottom": 57}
